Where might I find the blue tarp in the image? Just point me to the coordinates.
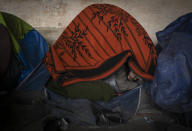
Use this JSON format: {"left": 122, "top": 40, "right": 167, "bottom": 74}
{"left": 151, "top": 13, "right": 192, "bottom": 112}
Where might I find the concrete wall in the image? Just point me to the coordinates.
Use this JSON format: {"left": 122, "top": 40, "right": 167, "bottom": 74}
{"left": 0, "top": 0, "right": 192, "bottom": 44}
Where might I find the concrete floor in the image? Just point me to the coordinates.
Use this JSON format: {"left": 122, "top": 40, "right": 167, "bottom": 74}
{"left": 0, "top": 0, "right": 192, "bottom": 44}
{"left": 65, "top": 114, "right": 174, "bottom": 131}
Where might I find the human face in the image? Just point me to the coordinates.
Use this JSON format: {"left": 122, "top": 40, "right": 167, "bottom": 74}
{"left": 127, "top": 70, "right": 142, "bottom": 83}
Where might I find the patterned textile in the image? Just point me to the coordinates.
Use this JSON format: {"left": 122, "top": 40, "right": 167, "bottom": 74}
{"left": 44, "top": 4, "right": 157, "bottom": 87}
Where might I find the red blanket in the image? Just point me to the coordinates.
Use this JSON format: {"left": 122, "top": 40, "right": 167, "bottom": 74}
{"left": 43, "top": 4, "right": 157, "bottom": 87}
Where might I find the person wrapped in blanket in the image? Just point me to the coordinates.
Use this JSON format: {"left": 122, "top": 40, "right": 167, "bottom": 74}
{"left": 44, "top": 4, "right": 157, "bottom": 101}
{"left": 39, "top": 4, "right": 157, "bottom": 129}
